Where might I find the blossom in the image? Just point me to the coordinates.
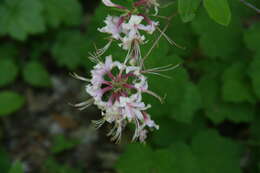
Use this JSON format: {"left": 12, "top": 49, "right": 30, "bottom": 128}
{"left": 98, "top": 16, "right": 122, "bottom": 40}
{"left": 120, "top": 15, "right": 158, "bottom": 49}
{"left": 102, "top": 0, "right": 127, "bottom": 9}
{"left": 134, "top": 0, "right": 160, "bottom": 15}
{"left": 74, "top": 55, "right": 160, "bottom": 142}
{"left": 72, "top": 0, "right": 177, "bottom": 143}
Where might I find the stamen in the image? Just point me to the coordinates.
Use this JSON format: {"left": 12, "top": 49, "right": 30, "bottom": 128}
{"left": 71, "top": 98, "right": 94, "bottom": 111}
{"left": 92, "top": 118, "right": 106, "bottom": 129}
{"left": 70, "top": 72, "right": 91, "bottom": 82}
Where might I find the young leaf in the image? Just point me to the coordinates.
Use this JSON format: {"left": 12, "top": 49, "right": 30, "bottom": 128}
{"left": 203, "top": 0, "right": 231, "bottom": 26}
{"left": 178, "top": 0, "right": 201, "bottom": 22}
{"left": 0, "top": 91, "right": 25, "bottom": 116}
{"left": 22, "top": 61, "right": 51, "bottom": 88}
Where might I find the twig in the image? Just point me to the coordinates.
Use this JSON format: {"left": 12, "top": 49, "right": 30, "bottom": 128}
{"left": 240, "top": 0, "right": 260, "bottom": 13}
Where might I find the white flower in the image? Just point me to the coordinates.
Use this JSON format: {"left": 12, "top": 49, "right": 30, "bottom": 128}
{"left": 118, "top": 94, "right": 148, "bottom": 120}
{"left": 143, "top": 112, "right": 159, "bottom": 129}
{"left": 138, "top": 20, "right": 158, "bottom": 34}
{"left": 134, "top": 0, "right": 160, "bottom": 15}
{"left": 120, "top": 15, "right": 158, "bottom": 50}
{"left": 98, "top": 16, "right": 122, "bottom": 40}
{"left": 122, "top": 15, "right": 157, "bottom": 34}
{"left": 102, "top": 0, "right": 117, "bottom": 7}
{"left": 90, "top": 55, "right": 115, "bottom": 86}
{"left": 102, "top": 0, "right": 126, "bottom": 9}
{"left": 74, "top": 56, "right": 160, "bottom": 142}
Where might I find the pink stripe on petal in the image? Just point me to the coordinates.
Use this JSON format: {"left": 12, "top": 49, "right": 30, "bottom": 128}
{"left": 123, "top": 84, "right": 135, "bottom": 89}
{"left": 138, "top": 13, "right": 152, "bottom": 25}
{"left": 134, "top": 0, "right": 147, "bottom": 7}
{"left": 102, "top": 86, "right": 113, "bottom": 94}
{"left": 117, "top": 16, "right": 125, "bottom": 29}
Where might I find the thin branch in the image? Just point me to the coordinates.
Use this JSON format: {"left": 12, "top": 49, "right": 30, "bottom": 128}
{"left": 240, "top": 0, "right": 260, "bottom": 13}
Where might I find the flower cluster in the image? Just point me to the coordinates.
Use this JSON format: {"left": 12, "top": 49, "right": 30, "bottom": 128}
{"left": 73, "top": 0, "right": 176, "bottom": 143}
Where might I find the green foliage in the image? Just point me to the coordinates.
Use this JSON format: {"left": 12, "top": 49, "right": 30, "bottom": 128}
{"left": 248, "top": 53, "right": 260, "bottom": 99}
{"left": 198, "top": 73, "right": 254, "bottom": 124}
{"left": 244, "top": 23, "right": 260, "bottom": 54}
{"left": 0, "top": 91, "right": 25, "bottom": 116}
{"left": 191, "top": 130, "right": 243, "bottom": 173}
{"left": 0, "top": 59, "right": 18, "bottom": 87}
{"left": 23, "top": 61, "right": 51, "bottom": 87}
{"left": 221, "top": 61, "right": 255, "bottom": 103}
{"left": 51, "top": 31, "right": 89, "bottom": 70}
{"left": 9, "top": 161, "right": 24, "bottom": 173}
{"left": 116, "top": 130, "right": 242, "bottom": 173}
{"left": 178, "top": 0, "right": 201, "bottom": 22}
{"left": 0, "top": 0, "right": 45, "bottom": 41}
{"left": 151, "top": 117, "right": 205, "bottom": 147}
{"left": 191, "top": 8, "right": 242, "bottom": 59}
{"left": 42, "top": 0, "right": 83, "bottom": 28}
{"left": 203, "top": 0, "right": 231, "bottom": 26}
{"left": 51, "top": 135, "right": 80, "bottom": 154}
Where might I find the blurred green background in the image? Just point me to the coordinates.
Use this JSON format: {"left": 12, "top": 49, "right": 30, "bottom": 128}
{"left": 0, "top": 0, "right": 260, "bottom": 172}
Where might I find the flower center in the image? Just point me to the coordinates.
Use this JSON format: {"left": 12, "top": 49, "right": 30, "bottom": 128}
{"left": 101, "top": 67, "right": 137, "bottom": 103}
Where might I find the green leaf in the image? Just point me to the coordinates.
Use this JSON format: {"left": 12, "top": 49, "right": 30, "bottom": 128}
{"left": 191, "top": 8, "right": 242, "bottom": 59}
{"left": 172, "top": 82, "right": 202, "bottom": 123}
{"left": 198, "top": 74, "right": 254, "bottom": 124}
{"left": 0, "top": 0, "right": 45, "bottom": 40}
{"left": 42, "top": 0, "right": 82, "bottom": 28}
{"left": 9, "top": 161, "right": 24, "bottom": 173}
{"left": 151, "top": 117, "right": 206, "bottom": 147}
{"left": 51, "top": 135, "right": 79, "bottom": 154}
{"left": 51, "top": 31, "right": 89, "bottom": 70}
{"left": 191, "top": 130, "right": 243, "bottom": 173}
{"left": 178, "top": 0, "right": 201, "bottom": 22}
{"left": 116, "top": 143, "right": 201, "bottom": 173}
{"left": 0, "top": 91, "right": 25, "bottom": 116}
{"left": 0, "top": 59, "right": 18, "bottom": 87}
{"left": 248, "top": 53, "right": 260, "bottom": 99}
{"left": 222, "top": 62, "right": 255, "bottom": 103}
{"left": 22, "top": 61, "right": 51, "bottom": 87}
{"left": 167, "top": 142, "right": 201, "bottom": 173}
{"left": 244, "top": 23, "right": 260, "bottom": 54}
{"left": 116, "top": 144, "right": 154, "bottom": 173}
{"left": 0, "top": 148, "right": 11, "bottom": 172}
{"left": 203, "top": 0, "right": 231, "bottom": 26}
